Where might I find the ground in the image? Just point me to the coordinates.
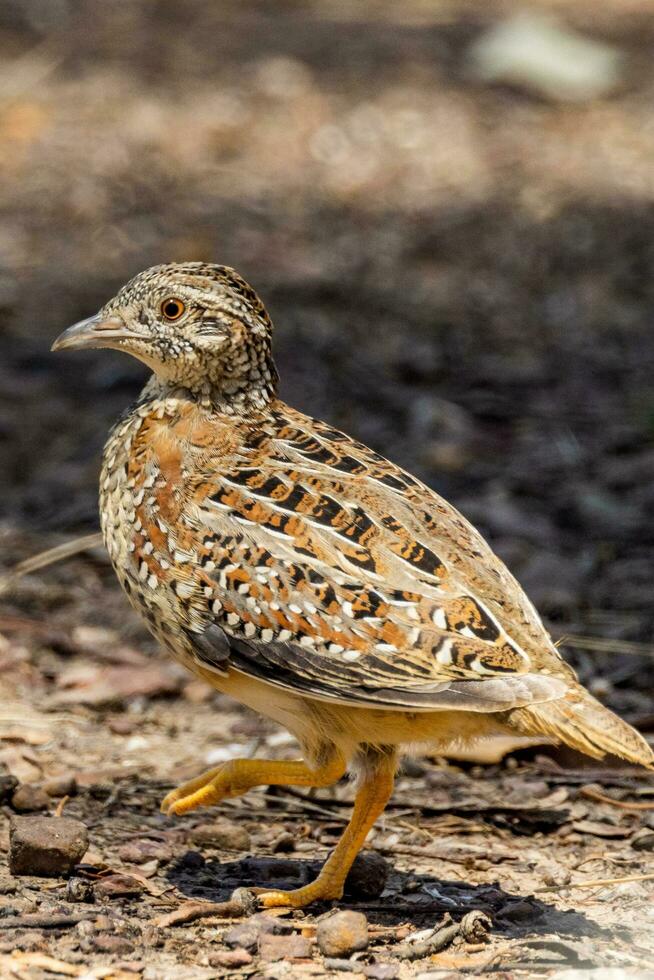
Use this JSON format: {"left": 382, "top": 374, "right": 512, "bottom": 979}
{"left": 1, "top": 1, "right": 654, "bottom": 977}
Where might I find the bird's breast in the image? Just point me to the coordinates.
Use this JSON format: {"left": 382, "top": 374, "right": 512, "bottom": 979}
{"left": 99, "top": 397, "right": 242, "bottom": 671}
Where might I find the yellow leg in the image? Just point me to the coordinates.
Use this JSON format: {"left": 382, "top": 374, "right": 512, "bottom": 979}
{"left": 258, "top": 747, "right": 396, "bottom": 908}
{"left": 160, "top": 750, "right": 345, "bottom": 816}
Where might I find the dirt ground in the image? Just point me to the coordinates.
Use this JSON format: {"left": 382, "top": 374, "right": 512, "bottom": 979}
{"left": 1, "top": 1, "right": 654, "bottom": 977}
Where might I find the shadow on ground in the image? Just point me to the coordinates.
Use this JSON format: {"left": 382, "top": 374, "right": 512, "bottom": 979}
{"left": 166, "top": 853, "right": 609, "bottom": 941}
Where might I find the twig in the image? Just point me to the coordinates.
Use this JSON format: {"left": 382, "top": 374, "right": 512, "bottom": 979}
{"left": 395, "top": 910, "right": 491, "bottom": 960}
{"left": 536, "top": 871, "right": 654, "bottom": 894}
{"left": 581, "top": 785, "right": 654, "bottom": 811}
{"left": 0, "top": 912, "right": 95, "bottom": 929}
{"left": 154, "top": 895, "right": 255, "bottom": 927}
{"left": 371, "top": 839, "right": 518, "bottom": 865}
{"left": 250, "top": 791, "right": 348, "bottom": 822}
{"left": 0, "top": 533, "right": 105, "bottom": 596}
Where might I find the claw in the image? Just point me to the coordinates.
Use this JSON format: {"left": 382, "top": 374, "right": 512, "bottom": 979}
{"left": 159, "top": 765, "right": 225, "bottom": 816}
{"left": 160, "top": 790, "right": 181, "bottom": 815}
{"left": 254, "top": 880, "right": 343, "bottom": 908}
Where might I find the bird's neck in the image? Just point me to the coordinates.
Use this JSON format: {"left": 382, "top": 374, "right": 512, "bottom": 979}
{"left": 140, "top": 373, "right": 276, "bottom": 418}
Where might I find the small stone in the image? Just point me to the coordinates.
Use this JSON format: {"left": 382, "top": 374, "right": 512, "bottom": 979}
{"left": 271, "top": 831, "right": 295, "bottom": 853}
{"left": 364, "top": 964, "right": 400, "bottom": 980}
{"left": 83, "top": 784, "right": 111, "bottom": 802}
{"left": 9, "top": 816, "right": 88, "bottom": 877}
{"left": 94, "top": 874, "right": 146, "bottom": 899}
{"left": 224, "top": 913, "right": 289, "bottom": 952}
{"left": 316, "top": 910, "right": 369, "bottom": 958}
{"left": 632, "top": 831, "right": 654, "bottom": 852}
{"left": 177, "top": 850, "right": 204, "bottom": 870}
{"left": 209, "top": 949, "right": 253, "bottom": 968}
{"left": 344, "top": 851, "right": 389, "bottom": 899}
{"left": 324, "top": 959, "right": 363, "bottom": 973}
{"left": 501, "top": 899, "right": 541, "bottom": 923}
{"left": 0, "top": 875, "right": 17, "bottom": 894}
{"left": 189, "top": 820, "right": 251, "bottom": 851}
{"left": 91, "top": 934, "right": 135, "bottom": 955}
{"left": 41, "top": 775, "right": 78, "bottom": 798}
{"left": 223, "top": 922, "right": 260, "bottom": 953}
{"left": 66, "top": 877, "right": 95, "bottom": 903}
{"left": 11, "top": 785, "right": 50, "bottom": 813}
{"left": 108, "top": 716, "right": 136, "bottom": 735}
{"left": 249, "top": 913, "right": 292, "bottom": 936}
{"left": 0, "top": 775, "right": 19, "bottom": 804}
{"left": 259, "top": 933, "right": 312, "bottom": 961}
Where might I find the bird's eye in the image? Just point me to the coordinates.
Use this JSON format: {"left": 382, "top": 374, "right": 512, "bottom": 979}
{"left": 160, "top": 297, "right": 186, "bottom": 321}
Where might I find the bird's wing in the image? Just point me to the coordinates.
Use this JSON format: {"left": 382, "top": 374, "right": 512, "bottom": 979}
{"left": 176, "top": 405, "right": 574, "bottom": 711}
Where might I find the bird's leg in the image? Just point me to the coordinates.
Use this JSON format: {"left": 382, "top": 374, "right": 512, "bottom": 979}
{"left": 160, "top": 748, "right": 345, "bottom": 816}
{"left": 256, "top": 746, "right": 396, "bottom": 908}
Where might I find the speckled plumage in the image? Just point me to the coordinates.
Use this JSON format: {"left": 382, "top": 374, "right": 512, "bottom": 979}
{"left": 54, "top": 262, "right": 653, "bottom": 907}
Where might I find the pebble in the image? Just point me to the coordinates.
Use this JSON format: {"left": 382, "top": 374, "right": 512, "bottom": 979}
{"left": 108, "top": 716, "right": 136, "bottom": 735}
{"left": 177, "top": 850, "right": 205, "bottom": 870}
{"left": 0, "top": 775, "right": 19, "bottom": 804}
{"left": 209, "top": 949, "right": 253, "bottom": 968}
{"left": 259, "top": 933, "right": 312, "bottom": 961}
{"left": 501, "top": 899, "right": 541, "bottom": 923}
{"left": 94, "top": 873, "right": 146, "bottom": 899}
{"left": 224, "top": 913, "right": 290, "bottom": 952}
{"left": 223, "top": 921, "right": 260, "bottom": 953}
{"left": 66, "top": 877, "right": 95, "bottom": 903}
{"left": 90, "top": 934, "right": 135, "bottom": 955}
{"left": 344, "top": 851, "right": 389, "bottom": 899}
{"left": 11, "top": 785, "right": 50, "bottom": 813}
{"left": 41, "top": 775, "right": 78, "bottom": 798}
{"left": 316, "top": 910, "right": 369, "bottom": 958}
{"left": 93, "top": 915, "right": 113, "bottom": 931}
{"left": 270, "top": 831, "right": 295, "bottom": 853}
{"left": 9, "top": 815, "right": 88, "bottom": 877}
{"left": 632, "top": 831, "right": 654, "bottom": 852}
{"left": 189, "top": 820, "right": 251, "bottom": 851}
{"left": 364, "top": 964, "right": 400, "bottom": 980}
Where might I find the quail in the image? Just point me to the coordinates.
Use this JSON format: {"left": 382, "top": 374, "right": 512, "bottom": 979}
{"left": 52, "top": 263, "right": 653, "bottom": 908}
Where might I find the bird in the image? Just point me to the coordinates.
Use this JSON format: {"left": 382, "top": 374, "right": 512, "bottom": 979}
{"left": 52, "top": 262, "right": 653, "bottom": 908}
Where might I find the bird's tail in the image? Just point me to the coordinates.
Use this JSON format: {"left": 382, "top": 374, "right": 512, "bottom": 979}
{"left": 508, "top": 685, "right": 654, "bottom": 768}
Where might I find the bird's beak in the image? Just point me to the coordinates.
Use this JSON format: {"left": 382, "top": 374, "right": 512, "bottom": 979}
{"left": 51, "top": 313, "right": 136, "bottom": 352}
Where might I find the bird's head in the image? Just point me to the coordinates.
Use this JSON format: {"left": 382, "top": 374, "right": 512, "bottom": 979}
{"left": 52, "top": 262, "right": 278, "bottom": 409}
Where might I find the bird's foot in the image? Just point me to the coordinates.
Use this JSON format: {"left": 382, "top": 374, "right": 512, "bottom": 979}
{"left": 251, "top": 875, "right": 344, "bottom": 909}
{"left": 160, "top": 765, "right": 226, "bottom": 815}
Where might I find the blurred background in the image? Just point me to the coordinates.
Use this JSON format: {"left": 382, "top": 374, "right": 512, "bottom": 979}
{"left": 1, "top": 0, "right": 654, "bottom": 729}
